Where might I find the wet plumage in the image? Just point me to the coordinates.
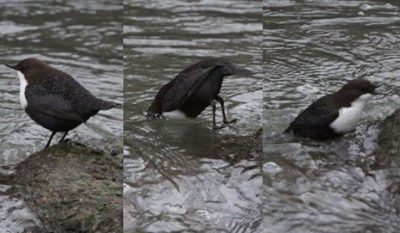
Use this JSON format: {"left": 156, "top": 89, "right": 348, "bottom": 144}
{"left": 147, "top": 58, "right": 253, "bottom": 129}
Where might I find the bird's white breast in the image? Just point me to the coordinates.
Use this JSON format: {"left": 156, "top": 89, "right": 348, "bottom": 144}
{"left": 163, "top": 110, "right": 188, "bottom": 119}
{"left": 17, "top": 71, "right": 28, "bottom": 109}
{"left": 330, "top": 93, "right": 371, "bottom": 133}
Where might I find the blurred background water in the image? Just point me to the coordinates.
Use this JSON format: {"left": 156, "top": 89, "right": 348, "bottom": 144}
{"left": 124, "top": 0, "right": 263, "bottom": 232}
{"left": 0, "top": 0, "right": 122, "bottom": 231}
{"left": 263, "top": 0, "right": 400, "bottom": 232}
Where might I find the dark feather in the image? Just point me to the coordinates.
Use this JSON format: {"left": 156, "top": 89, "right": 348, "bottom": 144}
{"left": 25, "top": 85, "right": 84, "bottom": 122}
{"left": 147, "top": 58, "right": 251, "bottom": 117}
{"left": 285, "top": 95, "right": 341, "bottom": 139}
{"left": 162, "top": 66, "right": 221, "bottom": 112}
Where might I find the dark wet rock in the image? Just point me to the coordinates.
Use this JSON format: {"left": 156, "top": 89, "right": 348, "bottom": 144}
{"left": 372, "top": 109, "right": 400, "bottom": 197}
{"left": 212, "top": 128, "right": 263, "bottom": 163}
{"left": 154, "top": 122, "right": 263, "bottom": 163}
{"left": 373, "top": 109, "right": 400, "bottom": 168}
{"left": 387, "top": 180, "right": 400, "bottom": 194}
{"left": 146, "top": 123, "right": 263, "bottom": 163}
{"left": 11, "top": 139, "right": 123, "bottom": 233}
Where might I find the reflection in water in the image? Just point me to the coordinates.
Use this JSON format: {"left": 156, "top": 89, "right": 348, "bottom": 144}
{"left": 263, "top": 1, "right": 400, "bottom": 232}
{"left": 0, "top": 0, "right": 122, "bottom": 231}
{"left": 124, "top": 0, "right": 262, "bottom": 232}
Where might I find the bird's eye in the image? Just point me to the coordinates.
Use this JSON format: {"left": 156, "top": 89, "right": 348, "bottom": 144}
{"left": 21, "top": 65, "right": 30, "bottom": 71}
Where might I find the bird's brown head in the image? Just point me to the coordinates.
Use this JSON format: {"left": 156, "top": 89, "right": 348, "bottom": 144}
{"left": 5, "top": 58, "right": 51, "bottom": 82}
{"left": 339, "top": 78, "right": 378, "bottom": 95}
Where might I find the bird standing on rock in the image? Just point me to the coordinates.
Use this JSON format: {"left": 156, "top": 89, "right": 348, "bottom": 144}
{"left": 147, "top": 58, "right": 253, "bottom": 129}
{"left": 5, "top": 58, "right": 119, "bottom": 148}
{"left": 285, "top": 79, "right": 377, "bottom": 140}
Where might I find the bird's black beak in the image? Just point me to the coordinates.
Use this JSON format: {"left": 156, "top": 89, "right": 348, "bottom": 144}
{"left": 5, "top": 64, "right": 18, "bottom": 70}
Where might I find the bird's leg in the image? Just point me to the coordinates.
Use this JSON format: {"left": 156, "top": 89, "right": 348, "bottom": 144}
{"left": 216, "top": 96, "right": 237, "bottom": 124}
{"left": 59, "top": 131, "right": 69, "bottom": 143}
{"left": 45, "top": 131, "right": 56, "bottom": 148}
{"left": 211, "top": 101, "right": 217, "bottom": 129}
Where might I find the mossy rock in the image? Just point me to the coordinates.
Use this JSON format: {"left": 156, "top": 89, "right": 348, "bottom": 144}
{"left": 12, "top": 139, "right": 123, "bottom": 233}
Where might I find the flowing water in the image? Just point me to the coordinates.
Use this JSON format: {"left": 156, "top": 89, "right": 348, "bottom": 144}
{"left": 0, "top": 0, "right": 123, "bottom": 231}
{"left": 124, "top": 0, "right": 263, "bottom": 232}
{"left": 263, "top": 0, "right": 400, "bottom": 232}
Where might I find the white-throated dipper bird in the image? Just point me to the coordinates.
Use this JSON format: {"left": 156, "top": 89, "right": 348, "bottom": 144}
{"left": 147, "top": 58, "right": 253, "bottom": 129}
{"left": 5, "top": 58, "right": 119, "bottom": 148}
{"left": 285, "top": 79, "right": 377, "bottom": 140}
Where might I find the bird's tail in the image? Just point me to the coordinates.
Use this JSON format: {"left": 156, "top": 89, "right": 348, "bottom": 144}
{"left": 97, "top": 99, "right": 121, "bottom": 110}
{"left": 220, "top": 63, "right": 255, "bottom": 76}
{"left": 230, "top": 65, "right": 255, "bottom": 76}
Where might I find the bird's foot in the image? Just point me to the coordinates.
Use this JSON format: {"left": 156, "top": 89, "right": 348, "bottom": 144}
{"left": 71, "top": 141, "right": 87, "bottom": 148}
{"left": 223, "top": 118, "right": 238, "bottom": 124}
{"left": 213, "top": 124, "right": 227, "bottom": 130}
{"left": 59, "top": 138, "right": 71, "bottom": 144}
{"left": 58, "top": 139, "right": 86, "bottom": 148}
{"left": 213, "top": 119, "right": 238, "bottom": 130}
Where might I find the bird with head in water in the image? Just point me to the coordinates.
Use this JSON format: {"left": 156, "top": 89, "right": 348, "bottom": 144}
{"left": 5, "top": 58, "right": 119, "bottom": 149}
{"left": 147, "top": 58, "right": 254, "bottom": 129}
{"left": 285, "top": 78, "right": 377, "bottom": 140}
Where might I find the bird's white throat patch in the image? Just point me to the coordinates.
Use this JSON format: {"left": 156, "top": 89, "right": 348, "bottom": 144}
{"left": 330, "top": 93, "right": 372, "bottom": 133}
{"left": 17, "top": 71, "right": 28, "bottom": 109}
{"left": 163, "top": 110, "right": 188, "bottom": 119}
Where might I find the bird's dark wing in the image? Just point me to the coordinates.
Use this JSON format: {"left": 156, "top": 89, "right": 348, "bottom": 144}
{"left": 25, "top": 85, "right": 84, "bottom": 122}
{"left": 161, "top": 66, "right": 220, "bottom": 112}
{"left": 286, "top": 96, "right": 339, "bottom": 132}
{"left": 178, "top": 58, "right": 226, "bottom": 74}
{"left": 41, "top": 69, "right": 113, "bottom": 114}
{"left": 148, "top": 60, "right": 228, "bottom": 114}
{"left": 41, "top": 69, "right": 94, "bottom": 98}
